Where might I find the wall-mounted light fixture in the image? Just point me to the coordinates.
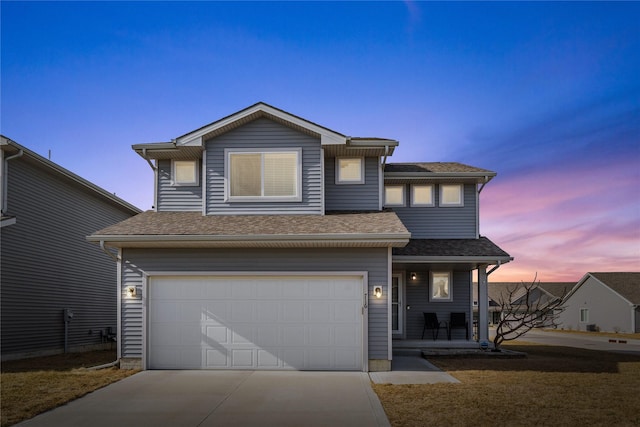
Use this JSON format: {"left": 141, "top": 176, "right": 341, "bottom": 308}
{"left": 374, "top": 286, "right": 383, "bottom": 298}
{"left": 411, "top": 272, "right": 417, "bottom": 281}
{"left": 126, "top": 286, "right": 137, "bottom": 298}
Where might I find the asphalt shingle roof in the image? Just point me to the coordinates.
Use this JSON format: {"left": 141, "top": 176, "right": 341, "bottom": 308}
{"left": 91, "top": 210, "right": 410, "bottom": 237}
{"left": 385, "top": 162, "right": 494, "bottom": 174}
{"left": 590, "top": 272, "right": 640, "bottom": 304}
{"left": 392, "top": 237, "right": 511, "bottom": 258}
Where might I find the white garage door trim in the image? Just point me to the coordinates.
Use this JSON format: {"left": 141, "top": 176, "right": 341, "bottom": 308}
{"left": 142, "top": 271, "right": 369, "bottom": 371}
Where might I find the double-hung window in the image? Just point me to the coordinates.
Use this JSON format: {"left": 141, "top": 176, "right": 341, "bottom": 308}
{"left": 226, "top": 148, "right": 301, "bottom": 202}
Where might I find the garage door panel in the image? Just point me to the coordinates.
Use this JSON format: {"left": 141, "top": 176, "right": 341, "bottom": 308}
{"left": 149, "top": 276, "right": 363, "bottom": 370}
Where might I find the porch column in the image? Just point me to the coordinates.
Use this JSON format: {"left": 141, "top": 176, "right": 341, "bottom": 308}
{"left": 477, "top": 266, "right": 489, "bottom": 342}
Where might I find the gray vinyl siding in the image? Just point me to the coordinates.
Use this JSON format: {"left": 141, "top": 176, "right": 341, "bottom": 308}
{"left": 324, "top": 157, "right": 380, "bottom": 211}
{"left": 396, "top": 269, "right": 472, "bottom": 340}
{"left": 120, "top": 247, "right": 389, "bottom": 360}
{"left": 1, "top": 157, "right": 136, "bottom": 358}
{"left": 205, "top": 118, "right": 322, "bottom": 215}
{"left": 390, "top": 184, "right": 477, "bottom": 238}
{"left": 156, "top": 160, "right": 202, "bottom": 212}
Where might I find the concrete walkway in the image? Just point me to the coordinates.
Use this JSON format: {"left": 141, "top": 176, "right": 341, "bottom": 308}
{"left": 369, "top": 349, "right": 460, "bottom": 385}
{"left": 17, "top": 371, "right": 390, "bottom": 427}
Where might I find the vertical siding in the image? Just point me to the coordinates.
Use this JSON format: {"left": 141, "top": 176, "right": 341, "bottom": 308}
{"left": 1, "top": 158, "right": 136, "bottom": 358}
{"left": 120, "top": 248, "right": 389, "bottom": 360}
{"left": 324, "top": 157, "right": 380, "bottom": 211}
{"left": 390, "top": 184, "right": 477, "bottom": 238}
{"left": 397, "top": 269, "right": 472, "bottom": 340}
{"left": 205, "top": 118, "right": 322, "bottom": 215}
{"left": 156, "top": 160, "right": 202, "bottom": 212}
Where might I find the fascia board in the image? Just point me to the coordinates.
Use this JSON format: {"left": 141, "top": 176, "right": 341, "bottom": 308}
{"left": 384, "top": 172, "right": 496, "bottom": 179}
{"left": 393, "top": 255, "right": 514, "bottom": 264}
{"left": 348, "top": 139, "right": 399, "bottom": 147}
{"left": 89, "top": 233, "right": 410, "bottom": 244}
{"left": 176, "top": 103, "right": 347, "bottom": 147}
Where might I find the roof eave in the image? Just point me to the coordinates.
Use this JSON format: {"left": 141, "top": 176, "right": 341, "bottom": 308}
{"left": 392, "top": 255, "right": 514, "bottom": 264}
{"left": 89, "top": 233, "right": 410, "bottom": 248}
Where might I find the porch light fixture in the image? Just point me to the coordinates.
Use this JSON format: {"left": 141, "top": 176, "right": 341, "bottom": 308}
{"left": 411, "top": 272, "right": 417, "bottom": 281}
{"left": 374, "top": 286, "right": 383, "bottom": 298}
{"left": 126, "top": 286, "right": 137, "bottom": 298}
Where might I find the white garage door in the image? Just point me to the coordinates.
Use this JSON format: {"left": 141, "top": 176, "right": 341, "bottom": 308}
{"left": 148, "top": 275, "right": 364, "bottom": 370}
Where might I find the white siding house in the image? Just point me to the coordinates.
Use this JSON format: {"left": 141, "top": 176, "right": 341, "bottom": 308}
{"left": 558, "top": 272, "right": 640, "bottom": 333}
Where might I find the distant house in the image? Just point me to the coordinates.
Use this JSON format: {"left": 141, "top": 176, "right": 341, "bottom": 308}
{"left": 1, "top": 137, "right": 141, "bottom": 360}
{"left": 474, "top": 282, "right": 573, "bottom": 325}
{"left": 557, "top": 272, "right": 640, "bottom": 333}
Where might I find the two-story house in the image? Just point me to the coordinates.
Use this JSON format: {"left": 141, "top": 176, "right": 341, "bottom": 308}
{"left": 89, "top": 103, "right": 512, "bottom": 371}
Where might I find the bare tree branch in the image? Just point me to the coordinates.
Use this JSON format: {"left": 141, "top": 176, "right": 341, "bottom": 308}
{"left": 492, "top": 274, "right": 566, "bottom": 350}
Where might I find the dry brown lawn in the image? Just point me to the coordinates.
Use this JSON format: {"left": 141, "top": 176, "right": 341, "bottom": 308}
{"left": 542, "top": 329, "right": 640, "bottom": 340}
{"left": 1, "top": 350, "right": 138, "bottom": 427}
{"left": 373, "top": 343, "right": 640, "bottom": 427}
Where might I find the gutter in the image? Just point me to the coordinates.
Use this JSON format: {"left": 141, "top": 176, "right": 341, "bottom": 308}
{"left": 478, "top": 175, "right": 490, "bottom": 194}
{"left": 141, "top": 148, "right": 158, "bottom": 171}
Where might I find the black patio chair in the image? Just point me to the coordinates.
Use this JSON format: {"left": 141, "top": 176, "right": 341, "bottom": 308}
{"left": 422, "top": 312, "right": 446, "bottom": 340}
{"left": 447, "top": 312, "right": 469, "bottom": 340}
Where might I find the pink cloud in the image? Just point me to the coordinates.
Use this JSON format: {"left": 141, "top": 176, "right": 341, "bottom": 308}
{"left": 480, "top": 156, "right": 639, "bottom": 282}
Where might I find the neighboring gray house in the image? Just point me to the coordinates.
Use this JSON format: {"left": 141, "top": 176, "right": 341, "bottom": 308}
{"left": 1, "top": 137, "right": 141, "bottom": 360}
{"left": 88, "top": 103, "right": 512, "bottom": 371}
{"left": 558, "top": 272, "right": 640, "bottom": 333}
{"left": 474, "top": 282, "right": 573, "bottom": 325}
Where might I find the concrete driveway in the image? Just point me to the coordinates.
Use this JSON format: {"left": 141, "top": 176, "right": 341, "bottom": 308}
{"left": 17, "top": 371, "right": 390, "bottom": 427}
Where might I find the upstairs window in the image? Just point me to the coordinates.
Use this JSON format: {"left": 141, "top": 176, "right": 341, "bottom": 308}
{"left": 411, "top": 184, "right": 434, "bottom": 206}
{"left": 440, "top": 184, "right": 464, "bottom": 207}
{"left": 384, "top": 185, "right": 405, "bottom": 206}
{"left": 336, "top": 157, "right": 364, "bottom": 184}
{"left": 226, "top": 149, "right": 301, "bottom": 201}
{"left": 173, "top": 160, "right": 199, "bottom": 186}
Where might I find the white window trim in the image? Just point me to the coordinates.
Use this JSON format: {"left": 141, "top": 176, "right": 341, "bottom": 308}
{"left": 384, "top": 184, "right": 405, "bottom": 207}
{"left": 430, "top": 271, "right": 453, "bottom": 302}
{"left": 439, "top": 184, "right": 464, "bottom": 207}
{"left": 224, "top": 147, "right": 302, "bottom": 203}
{"left": 172, "top": 159, "right": 199, "bottom": 186}
{"left": 335, "top": 157, "right": 365, "bottom": 185}
{"left": 411, "top": 184, "right": 435, "bottom": 207}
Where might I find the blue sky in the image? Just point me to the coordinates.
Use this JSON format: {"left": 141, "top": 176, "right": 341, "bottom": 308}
{"left": 2, "top": 1, "right": 639, "bottom": 281}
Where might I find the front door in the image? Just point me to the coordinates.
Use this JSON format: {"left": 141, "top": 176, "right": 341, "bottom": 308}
{"left": 392, "top": 274, "right": 403, "bottom": 334}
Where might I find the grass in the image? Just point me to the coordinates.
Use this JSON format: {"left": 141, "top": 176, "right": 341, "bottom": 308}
{"left": 542, "top": 329, "right": 640, "bottom": 340}
{"left": 1, "top": 350, "right": 138, "bottom": 427}
{"left": 373, "top": 342, "right": 640, "bottom": 426}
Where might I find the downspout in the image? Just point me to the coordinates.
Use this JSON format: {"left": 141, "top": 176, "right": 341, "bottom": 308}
{"left": 142, "top": 148, "right": 158, "bottom": 211}
{"left": 477, "top": 175, "right": 490, "bottom": 194}
{"left": 2, "top": 149, "right": 24, "bottom": 213}
{"left": 381, "top": 145, "right": 389, "bottom": 171}
{"left": 487, "top": 261, "right": 502, "bottom": 276}
{"left": 100, "top": 240, "right": 119, "bottom": 262}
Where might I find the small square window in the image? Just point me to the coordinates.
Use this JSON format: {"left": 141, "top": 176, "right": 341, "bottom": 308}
{"left": 336, "top": 158, "right": 364, "bottom": 184}
{"left": 384, "top": 185, "right": 405, "bottom": 206}
{"left": 430, "top": 272, "right": 452, "bottom": 302}
{"left": 440, "top": 184, "right": 463, "bottom": 206}
{"left": 411, "top": 184, "right": 434, "bottom": 206}
{"left": 173, "top": 160, "right": 198, "bottom": 186}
